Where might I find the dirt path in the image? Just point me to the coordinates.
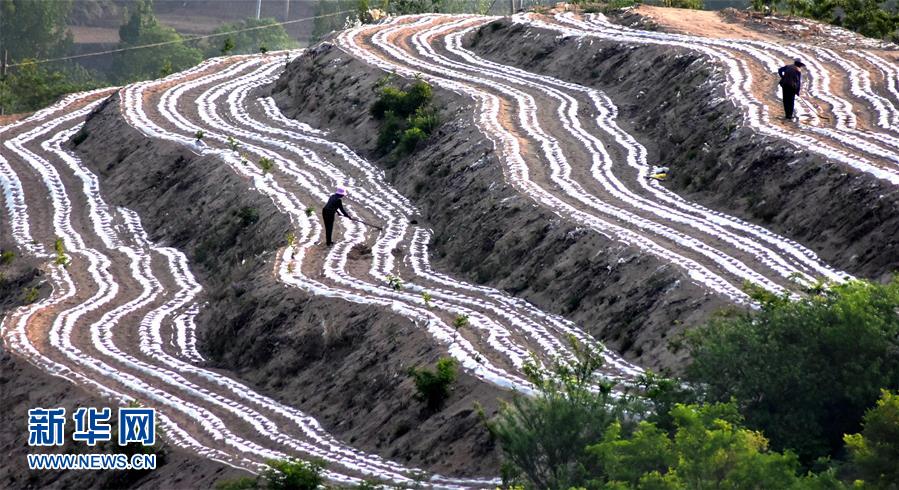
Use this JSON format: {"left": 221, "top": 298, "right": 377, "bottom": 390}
{"left": 633, "top": 5, "right": 769, "bottom": 41}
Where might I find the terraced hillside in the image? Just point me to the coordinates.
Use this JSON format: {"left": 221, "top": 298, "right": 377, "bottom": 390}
{"left": 3, "top": 7, "right": 899, "bottom": 488}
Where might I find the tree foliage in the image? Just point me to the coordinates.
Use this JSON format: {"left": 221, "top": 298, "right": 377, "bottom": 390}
{"left": 262, "top": 458, "right": 325, "bottom": 490}
{"left": 660, "top": 0, "right": 704, "bottom": 9}
{"left": 409, "top": 357, "right": 457, "bottom": 410}
{"left": 0, "top": 60, "right": 95, "bottom": 113}
{"left": 761, "top": 0, "right": 899, "bottom": 41}
{"left": 202, "top": 18, "right": 297, "bottom": 58}
{"left": 0, "top": 0, "right": 73, "bottom": 62}
{"left": 487, "top": 338, "right": 629, "bottom": 489}
{"left": 114, "top": 0, "right": 202, "bottom": 83}
{"left": 589, "top": 403, "right": 843, "bottom": 489}
{"left": 685, "top": 279, "right": 899, "bottom": 465}
{"left": 371, "top": 78, "right": 439, "bottom": 155}
{"left": 840, "top": 0, "right": 899, "bottom": 39}
{"left": 844, "top": 390, "right": 899, "bottom": 488}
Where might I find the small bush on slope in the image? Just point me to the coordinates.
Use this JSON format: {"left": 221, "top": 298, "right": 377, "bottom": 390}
{"left": 685, "top": 279, "right": 899, "bottom": 465}
{"left": 371, "top": 79, "right": 439, "bottom": 155}
{"left": 0, "top": 250, "right": 14, "bottom": 265}
{"left": 409, "top": 357, "right": 457, "bottom": 410}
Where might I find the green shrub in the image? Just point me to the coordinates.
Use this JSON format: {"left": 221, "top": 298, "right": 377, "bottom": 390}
{"left": 408, "top": 107, "right": 439, "bottom": 133}
{"left": 398, "top": 126, "right": 427, "bottom": 154}
{"left": 630, "top": 370, "right": 699, "bottom": 434}
{"left": 53, "top": 238, "right": 68, "bottom": 266}
{"left": 371, "top": 78, "right": 439, "bottom": 155}
{"left": 0, "top": 250, "right": 14, "bottom": 265}
{"left": 845, "top": 390, "right": 899, "bottom": 487}
{"left": 72, "top": 129, "right": 89, "bottom": 146}
{"left": 354, "top": 480, "right": 386, "bottom": 489}
{"left": 202, "top": 18, "right": 297, "bottom": 58}
{"left": 236, "top": 207, "right": 259, "bottom": 227}
{"left": 194, "top": 130, "right": 204, "bottom": 141}
{"left": 215, "top": 476, "right": 257, "bottom": 490}
{"left": 663, "top": 0, "right": 703, "bottom": 8}
{"left": 258, "top": 157, "right": 274, "bottom": 174}
{"left": 23, "top": 286, "right": 39, "bottom": 304}
{"left": 221, "top": 36, "right": 236, "bottom": 56}
{"left": 386, "top": 273, "right": 403, "bottom": 291}
{"left": 261, "top": 458, "right": 325, "bottom": 490}
{"left": 452, "top": 313, "right": 469, "bottom": 330}
{"left": 402, "top": 79, "right": 433, "bottom": 115}
{"left": 371, "top": 86, "right": 407, "bottom": 119}
{"left": 588, "top": 402, "right": 839, "bottom": 488}
{"left": 421, "top": 291, "right": 433, "bottom": 307}
{"left": 409, "top": 357, "right": 456, "bottom": 410}
{"left": 487, "top": 337, "right": 627, "bottom": 489}
{"left": 376, "top": 110, "right": 404, "bottom": 154}
{"left": 685, "top": 279, "right": 899, "bottom": 465}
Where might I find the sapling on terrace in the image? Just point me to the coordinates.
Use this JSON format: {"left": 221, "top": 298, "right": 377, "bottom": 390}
{"left": 227, "top": 136, "right": 239, "bottom": 152}
{"left": 453, "top": 313, "right": 469, "bottom": 330}
{"left": 304, "top": 206, "right": 315, "bottom": 217}
{"left": 452, "top": 313, "right": 469, "bottom": 340}
{"left": 259, "top": 44, "right": 269, "bottom": 55}
{"left": 285, "top": 231, "right": 296, "bottom": 247}
{"left": 194, "top": 130, "right": 204, "bottom": 141}
{"left": 53, "top": 238, "right": 68, "bottom": 266}
{"left": 23, "top": 286, "right": 39, "bottom": 304}
{"left": 386, "top": 273, "right": 403, "bottom": 291}
{"left": 422, "top": 291, "right": 433, "bottom": 307}
{"left": 258, "top": 157, "right": 274, "bottom": 174}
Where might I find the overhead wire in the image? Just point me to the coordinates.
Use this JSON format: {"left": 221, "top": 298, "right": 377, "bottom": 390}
{"left": 7, "top": 9, "right": 355, "bottom": 67}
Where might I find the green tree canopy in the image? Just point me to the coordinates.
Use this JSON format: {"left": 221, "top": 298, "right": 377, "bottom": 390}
{"left": 685, "top": 279, "right": 899, "bottom": 465}
{"left": 588, "top": 403, "right": 844, "bottom": 489}
{"left": 487, "top": 338, "right": 632, "bottom": 489}
{"left": 0, "top": 0, "right": 73, "bottom": 62}
{"left": 0, "top": 60, "right": 94, "bottom": 113}
{"left": 844, "top": 390, "right": 899, "bottom": 488}
{"left": 114, "top": 0, "right": 202, "bottom": 83}
{"left": 840, "top": 0, "right": 899, "bottom": 39}
{"left": 202, "top": 18, "right": 298, "bottom": 58}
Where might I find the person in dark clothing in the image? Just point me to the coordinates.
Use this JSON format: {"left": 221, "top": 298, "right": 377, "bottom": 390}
{"left": 778, "top": 58, "right": 805, "bottom": 120}
{"left": 322, "top": 187, "right": 351, "bottom": 246}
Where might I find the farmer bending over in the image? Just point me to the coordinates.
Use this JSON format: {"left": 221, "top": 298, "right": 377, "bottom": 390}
{"left": 323, "top": 187, "right": 351, "bottom": 247}
{"left": 778, "top": 58, "right": 805, "bottom": 120}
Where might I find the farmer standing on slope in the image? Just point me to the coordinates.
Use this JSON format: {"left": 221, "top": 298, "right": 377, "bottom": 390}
{"left": 779, "top": 58, "right": 805, "bottom": 120}
{"left": 323, "top": 187, "right": 352, "bottom": 247}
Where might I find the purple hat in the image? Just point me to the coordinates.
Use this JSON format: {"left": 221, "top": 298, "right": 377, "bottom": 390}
{"left": 335, "top": 187, "right": 347, "bottom": 196}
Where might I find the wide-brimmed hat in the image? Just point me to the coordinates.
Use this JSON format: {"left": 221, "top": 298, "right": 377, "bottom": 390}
{"left": 794, "top": 58, "right": 806, "bottom": 67}
{"left": 335, "top": 187, "right": 347, "bottom": 196}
